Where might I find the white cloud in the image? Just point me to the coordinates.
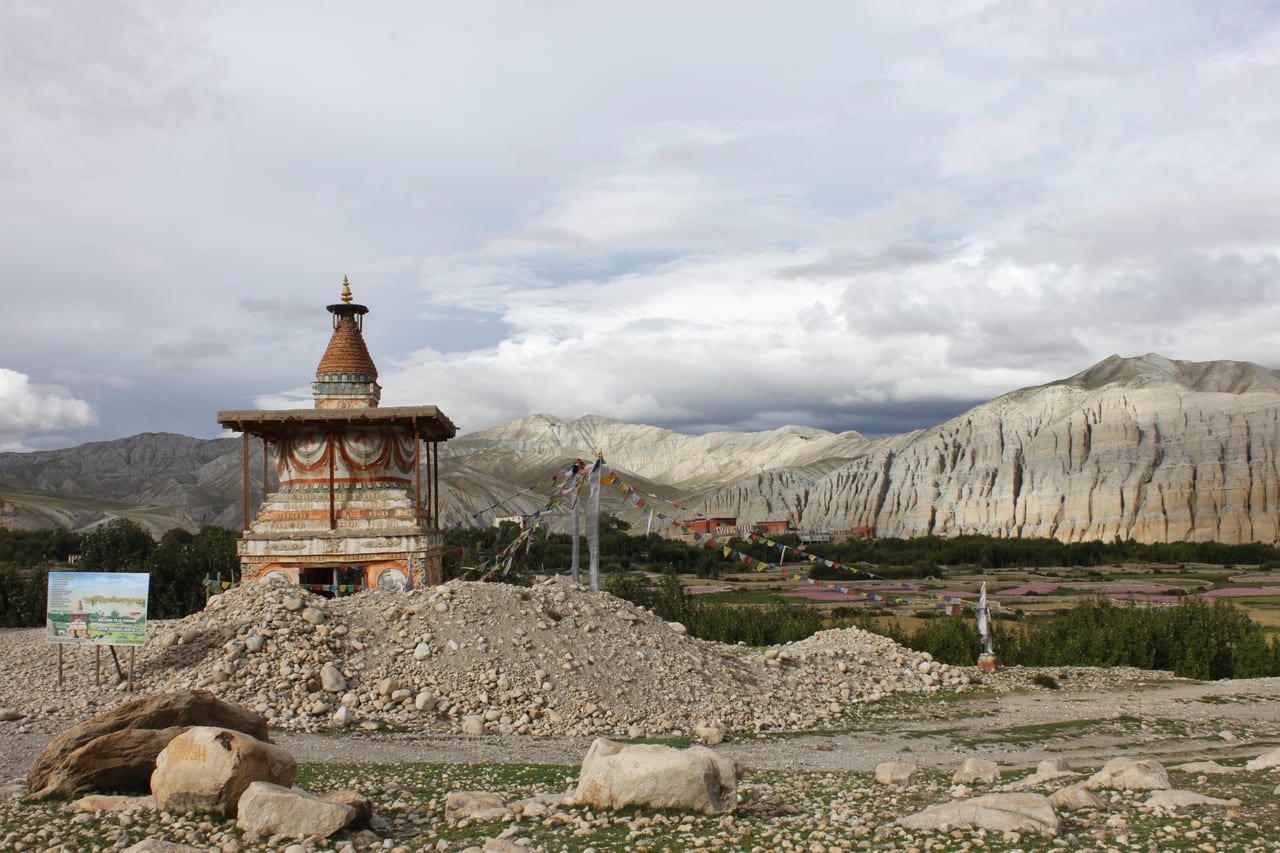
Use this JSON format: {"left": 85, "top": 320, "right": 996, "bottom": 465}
{"left": 0, "top": 369, "right": 96, "bottom": 449}
{"left": 5, "top": 1, "right": 1280, "bottom": 446}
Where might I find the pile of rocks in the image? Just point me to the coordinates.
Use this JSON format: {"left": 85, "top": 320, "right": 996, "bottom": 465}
{"left": 130, "top": 575, "right": 968, "bottom": 737}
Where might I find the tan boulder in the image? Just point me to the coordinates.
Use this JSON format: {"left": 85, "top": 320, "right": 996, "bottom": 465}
{"left": 1011, "top": 757, "right": 1078, "bottom": 789}
{"left": 694, "top": 722, "right": 727, "bottom": 745}
{"left": 27, "top": 690, "right": 269, "bottom": 799}
{"left": 1172, "top": 760, "right": 1237, "bottom": 775}
{"left": 31, "top": 727, "right": 186, "bottom": 800}
{"left": 1245, "top": 746, "right": 1280, "bottom": 771}
{"left": 567, "top": 738, "right": 738, "bottom": 814}
{"left": 1085, "top": 757, "right": 1171, "bottom": 791}
{"left": 875, "top": 761, "right": 918, "bottom": 786}
{"left": 236, "top": 780, "right": 356, "bottom": 839}
{"left": 445, "top": 791, "right": 511, "bottom": 821}
{"left": 1048, "top": 784, "right": 1104, "bottom": 811}
{"left": 317, "top": 789, "right": 374, "bottom": 826}
{"left": 479, "top": 840, "right": 535, "bottom": 853}
{"left": 151, "top": 726, "right": 296, "bottom": 817}
{"left": 897, "top": 792, "right": 1060, "bottom": 837}
{"left": 952, "top": 758, "right": 1000, "bottom": 784}
{"left": 1144, "top": 789, "right": 1243, "bottom": 813}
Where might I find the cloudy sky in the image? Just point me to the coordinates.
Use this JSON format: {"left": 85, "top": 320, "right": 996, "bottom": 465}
{"left": 5, "top": 0, "right": 1280, "bottom": 452}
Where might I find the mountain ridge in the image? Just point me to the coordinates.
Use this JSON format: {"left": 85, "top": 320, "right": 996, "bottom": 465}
{"left": 2, "top": 353, "right": 1278, "bottom": 544}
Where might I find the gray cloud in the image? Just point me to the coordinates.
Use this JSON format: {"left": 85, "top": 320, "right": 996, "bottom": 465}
{"left": 3, "top": 1, "right": 1280, "bottom": 450}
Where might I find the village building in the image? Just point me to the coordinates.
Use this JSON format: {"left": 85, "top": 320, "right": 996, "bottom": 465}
{"left": 685, "top": 517, "right": 739, "bottom": 536}
{"left": 751, "top": 520, "right": 792, "bottom": 536}
{"left": 218, "top": 279, "right": 456, "bottom": 592}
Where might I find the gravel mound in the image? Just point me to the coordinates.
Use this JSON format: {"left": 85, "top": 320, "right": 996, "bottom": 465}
{"left": 115, "top": 575, "right": 971, "bottom": 737}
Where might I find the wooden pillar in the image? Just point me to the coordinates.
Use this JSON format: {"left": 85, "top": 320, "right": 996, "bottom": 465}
{"left": 328, "top": 432, "right": 336, "bottom": 530}
{"left": 262, "top": 437, "right": 270, "bottom": 507}
{"left": 425, "top": 440, "right": 434, "bottom": 525}
{"left": 242, "top": 432, "right": 250, "bottom": 530}
{"left": 414, "top": 430, "right": 423, "bottom": 520}
{"left": 432, "top": 440, "right": 440, "bottom": 526}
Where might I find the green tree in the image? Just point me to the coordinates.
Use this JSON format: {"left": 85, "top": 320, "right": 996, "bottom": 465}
{"left": 1232, "top": 630, "right": 1278, "bottom": 678}
{"left": 0, "top": 564, "right": 49, "bottom": 627}
{"left": 146, "top": 526, "right": 239, "bottom": 619}
{"left": 79, "top": 519, "right": 156, "bottom": 572}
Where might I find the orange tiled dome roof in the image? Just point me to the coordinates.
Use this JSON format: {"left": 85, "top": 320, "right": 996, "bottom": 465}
{"left": 316, "top": 316, "right": 378, "bottom": 378}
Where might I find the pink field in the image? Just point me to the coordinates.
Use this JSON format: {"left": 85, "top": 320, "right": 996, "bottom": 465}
{"left": 1203, "top": 587, "right": 1280, "bottom": 598}
{"left": 999, "top": 581, "right": 1179, "bottom": 596}
{"left": 997, "top": 583, "right": 1059, "bottom": 596}
{"left": 1059, "top": 586, "right": 1280, "bottom": 605}
{"left": 779, "top": 589, "right": 866, "bottom": 601}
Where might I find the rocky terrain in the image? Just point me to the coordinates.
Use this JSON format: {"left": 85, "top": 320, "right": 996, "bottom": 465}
{"left": 4, "top": 578, "right": 1280, "bottom": 853}
{"left": 4, "top": 353, "right": 1280, "bottom": 544}
{"left": 0, "top": 576, "right": 968, "bottom": 746}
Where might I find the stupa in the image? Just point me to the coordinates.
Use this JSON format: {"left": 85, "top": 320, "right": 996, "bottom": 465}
{"left": 218, "top": 278, "right": 456, "bottom": 591}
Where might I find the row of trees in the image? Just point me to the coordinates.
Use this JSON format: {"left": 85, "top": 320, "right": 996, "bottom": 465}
{"left": 443, "top": 522, "right": 1280, "bottom": 583}
{"left": 602, "top": 570, "right": 1280, "bottom": 679}
{"left": 867, "top": 598, "right": 1280, "bottom": 680}
{"left": 799, "top": 535, "right": 1280, "bottom": 574}
{"left": 0, "top": 520, "right": 238, "bottom": 627}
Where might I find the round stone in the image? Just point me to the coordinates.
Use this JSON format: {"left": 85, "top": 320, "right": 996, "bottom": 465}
{"left": 319, "top": 665, "right": 346, "bottom": 693}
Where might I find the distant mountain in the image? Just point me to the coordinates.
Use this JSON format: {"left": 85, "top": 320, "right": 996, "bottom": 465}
{"left": 2, "top": 353, "right": 1279, "bottom": 544}
{"left": 692, "top": 353, "right": 1280, "bottom": 543}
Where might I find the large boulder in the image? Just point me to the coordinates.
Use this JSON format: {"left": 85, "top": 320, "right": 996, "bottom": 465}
{"left": 317, "top": 789, "right": 375, "bottom": 826}
{"left": 1011, "top": 757, "right": 1077, "bottom": 789}
{"left": 1245, "top": 747, "right": 1280, "bottom": 771}
{"left": 1144, "top": 789, "right": 1242, "bottom": 813}
{"left": 897, "top": 792, "right": 1060, "bottom": 837}
{"left": 875, "top": 762, "right": 918, "bottom": 786}
{"left": 445, "top": 791, "right": 512, "bottom": 821}
{"left": 150, "top": 726, "right": 296, "bottom": 817}
{"left": 1085, "top": 757, "right": 1171, "bottom": 791}
{"left": 27, "top": 690, "right": 269, "bottom": 799}
{"left": 952, "top": 758, "right": 1000, "bottom": 784}
{"left": 236, "top": 781, "right": 357, "bottom": 839}
{"left": 1172, "top": 760, "right": 1236, "bottom": 775}
{"left": 567, "top": 738, "right": 738, "bottom": 814}
{"left": 1048, "top": 784, "right": 1103, "bottom": 811}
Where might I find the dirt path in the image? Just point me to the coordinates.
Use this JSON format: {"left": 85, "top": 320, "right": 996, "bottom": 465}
{"left": 271, "top": 675, "right": 1280, "bottom": 774}
{"left": 6, "top": 675, "right": 1278, "bottom": 782}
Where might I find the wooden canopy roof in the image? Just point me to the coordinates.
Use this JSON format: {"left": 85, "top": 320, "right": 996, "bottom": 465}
{"left": 217, "top": 406, "right": 457, "bottom": 442}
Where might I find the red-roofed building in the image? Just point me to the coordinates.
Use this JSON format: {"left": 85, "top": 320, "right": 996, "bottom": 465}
{"left": 687, "top": 517, "right": 738, "bottom": 535}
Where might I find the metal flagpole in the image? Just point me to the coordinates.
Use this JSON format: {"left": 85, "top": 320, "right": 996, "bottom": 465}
{"left": 587, "top": 457, "right": 601, "bottom": 591}
{"left": 570, "top": 489, "right": 581, "bottom": 584}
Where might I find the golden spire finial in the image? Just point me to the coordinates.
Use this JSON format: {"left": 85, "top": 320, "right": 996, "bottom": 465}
{"left": 341, "top": 275, "right": 353, "bottom": 304}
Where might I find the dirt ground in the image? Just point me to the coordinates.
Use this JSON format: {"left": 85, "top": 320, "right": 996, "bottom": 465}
{"left": 8, "top": 675, "right": 1277, "bottom": 782}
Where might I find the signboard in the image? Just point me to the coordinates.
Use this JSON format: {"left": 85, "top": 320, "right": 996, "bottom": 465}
{"left": 46, "top": 572, "right": 149, "bottom": 646}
